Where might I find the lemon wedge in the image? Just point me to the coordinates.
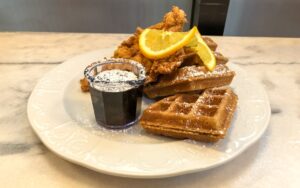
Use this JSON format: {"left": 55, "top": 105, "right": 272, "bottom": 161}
{"left": 139, "top": 26, "right": 197, "bottom": 59}
{"left": 139, "top": 26, "right": 216, "bottom": 71}
{"left": 187, "top": 28, "right": 216, "bottom": 71}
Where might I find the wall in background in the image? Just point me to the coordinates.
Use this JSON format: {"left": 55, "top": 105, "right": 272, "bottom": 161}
{"left": 0, "top": 0, "right": 192, "bottom": 33}
{"left": 224, "top": 0, "right": 300, "bottom": 37}
{"left": 1, "top": 0, "right": 299, "bottom": 37}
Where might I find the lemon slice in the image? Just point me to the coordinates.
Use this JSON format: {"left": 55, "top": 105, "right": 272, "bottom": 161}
{"left": 139, "top": 26, "right": 197, "bottom": 59}
{"left": 187, "top": 28, "right": 216, "bottom": 71}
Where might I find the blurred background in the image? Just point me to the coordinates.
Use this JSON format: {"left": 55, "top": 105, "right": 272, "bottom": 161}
{"left": 0, "top": 0, "right": 299, "bottom": 37}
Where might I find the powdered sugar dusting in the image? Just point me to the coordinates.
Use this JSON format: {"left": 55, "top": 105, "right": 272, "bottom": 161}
{"left": 93, "top": 69, "right": 138, "bottom": 92}
{"left": 182, "top": 64, "right": 231, "bottom": 80}
{"left": 95, "top": 69, "right": 138, "bottom": 82}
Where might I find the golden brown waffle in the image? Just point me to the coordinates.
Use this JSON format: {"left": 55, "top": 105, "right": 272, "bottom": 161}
{"left": 144, "top": 64, "right": 235, "bottom": 98}
{"left": 140, "top": 87, "right": 238, "bottom": 142}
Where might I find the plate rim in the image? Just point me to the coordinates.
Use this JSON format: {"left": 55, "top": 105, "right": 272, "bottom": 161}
{"left": 27, "top": 49, "right": 271, "bottom": 178}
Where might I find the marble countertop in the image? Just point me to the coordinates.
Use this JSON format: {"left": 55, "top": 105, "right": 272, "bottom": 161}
{"left": 0, "top": 32, "right": 299, "bottom": 188}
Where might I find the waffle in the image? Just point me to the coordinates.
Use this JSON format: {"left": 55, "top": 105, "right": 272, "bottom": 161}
{"left": 140, "top": 87, "right": 238, "bottom": 142}
{"left": 203, "top": 37, "right": 218, "bottom": 51}
{"left": 144, "top": 64, "right": 235, "bottom": 98}
{"left": 145, "top": 50, "right": 229, "bottom": 84}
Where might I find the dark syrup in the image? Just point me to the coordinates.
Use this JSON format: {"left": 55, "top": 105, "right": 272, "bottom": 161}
{"left": 89, "top": 85, "right": 143, "bottom": 129}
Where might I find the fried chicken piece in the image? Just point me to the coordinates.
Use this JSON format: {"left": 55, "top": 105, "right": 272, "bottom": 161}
{"left": 114, "top": 6, "right": 187, "bottom": 72}
{"left": 114, "top": 6, "right": 188, "bottom": 84}
{"left": 113, "top": 6, "right": 220, "bottom": 76}
{"left": 81, "top": 6, "right": 225, "bottom": 91}
{"left": 203, "top": 37, "right": 218, "bottom": 51}
{"left": 214, "top": 52, "right": 229, "bottom": 64}
{"left": 149, "top": 6, "right": 187, "bottom": 31}
{"left": 80, "top": 78, "right": 89, "bottom": 92}
{"left": 114, "top": 27, "right": 154, "bottom": 72}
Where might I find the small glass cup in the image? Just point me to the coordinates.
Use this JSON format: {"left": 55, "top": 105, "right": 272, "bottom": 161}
{"left": 84, "top": 58, "right": 146, "bottom": 129}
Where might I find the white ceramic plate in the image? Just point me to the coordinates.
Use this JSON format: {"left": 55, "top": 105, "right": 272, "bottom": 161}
{"left": 27, "top": 48, "right": 270, "bottom": 178}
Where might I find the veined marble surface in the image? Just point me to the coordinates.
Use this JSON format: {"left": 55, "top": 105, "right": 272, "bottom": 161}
{"left": 0, "top": 32, "right": 299, "bottom": 188}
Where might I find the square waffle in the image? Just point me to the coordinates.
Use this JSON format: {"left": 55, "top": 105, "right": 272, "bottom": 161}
{"left": 140, "top": 87, "right": 238, "bottom": 142}
{"left": 144, "top": 64, "right": 235, "bottom": 99}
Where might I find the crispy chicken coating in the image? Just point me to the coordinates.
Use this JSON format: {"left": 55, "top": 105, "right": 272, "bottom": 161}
{"left": 114, "top": 6, "right": 188, "bottom": 84}
{"left": 81, "top": 6, "right": 227, "bottom": 92}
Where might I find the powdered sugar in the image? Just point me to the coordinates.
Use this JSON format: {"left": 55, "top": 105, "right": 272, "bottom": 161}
{"left": 95, "top": 69, "right": 138, "bottom": 82}
{"left": 182, "top": 64, "right": 231, "bottom": 80}
{"left": 93, "top": 69, "right": 138, "bottom": 92}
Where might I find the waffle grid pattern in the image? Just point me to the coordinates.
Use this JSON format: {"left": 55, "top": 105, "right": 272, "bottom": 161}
{"left": 140, "top": 87, "right": 238, "bottom": 142}
{"left": 150, "top": 89, "right": 226, "bottom": 117}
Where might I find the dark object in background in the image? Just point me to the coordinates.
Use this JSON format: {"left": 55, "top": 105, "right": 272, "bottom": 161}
{"left": 191, "top": 0, "right": 230, "bottom": 35}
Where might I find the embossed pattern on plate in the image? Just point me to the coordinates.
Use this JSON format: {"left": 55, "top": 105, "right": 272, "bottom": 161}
{"left": 27, "top": 48, "right": 270, "bottom": 178}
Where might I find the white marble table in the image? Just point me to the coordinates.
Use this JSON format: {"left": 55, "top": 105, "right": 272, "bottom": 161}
{"left": 0, "top": 32, "right": 299, "bottom": 188}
